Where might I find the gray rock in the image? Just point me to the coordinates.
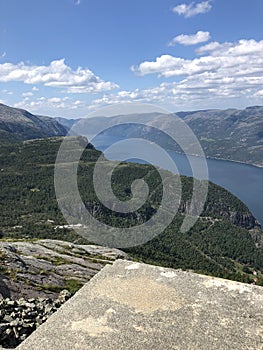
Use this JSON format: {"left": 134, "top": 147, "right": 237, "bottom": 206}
{"left": 0, "top": 239, "right": 129, "bottom": 348}
{"left": 16, "top": 260, "right": 263, "bottom": 350}
{"left": 0, "top": 289, "right": 75, "bottom": 348}
{"left": 0, "top": 239, "right": 129, "bottom": 300}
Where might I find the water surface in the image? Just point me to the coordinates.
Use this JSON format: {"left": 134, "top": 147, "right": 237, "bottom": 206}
{"left": 92, "top": 135, "right": 263, "bottom": 225}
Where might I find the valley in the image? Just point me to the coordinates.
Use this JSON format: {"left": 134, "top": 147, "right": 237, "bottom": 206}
{"left": 1, "top": 136, "right": 263, "bottom": 289}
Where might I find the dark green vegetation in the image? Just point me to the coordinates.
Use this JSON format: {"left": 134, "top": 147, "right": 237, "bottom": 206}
{"left": 0, "top": 103, "right": 67, "bottom": 143}
{"left": 1, "top": 137, "right": 263, "bottom": 286}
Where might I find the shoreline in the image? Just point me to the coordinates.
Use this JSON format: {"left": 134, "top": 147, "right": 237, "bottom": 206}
{"left": 205, "top": 155, "right": 263, "bottom": 169}
{"left": 163, "top": 148, "right": 263, "bottom": 170}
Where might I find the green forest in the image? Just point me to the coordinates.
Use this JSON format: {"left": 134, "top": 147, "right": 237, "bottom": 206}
{"left": 0, "top": 137, "right": 263, "bottom": 285}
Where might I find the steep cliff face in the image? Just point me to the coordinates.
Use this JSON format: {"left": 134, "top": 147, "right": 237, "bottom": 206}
{"left": 179, "top": 202, "right": 250, "bottom": 228}
{"left": 220, "top": 211, "right": 260, "bottom": 229}
{"left": 178, "top": 198, "right": 260, "bottom": 230}
{"left": 83, "top": 198, "right": 260, "bottom": 231}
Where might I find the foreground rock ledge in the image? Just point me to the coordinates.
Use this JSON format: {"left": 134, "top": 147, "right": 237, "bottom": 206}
{"left": 17, "top": 260, "right": 263, "bottom": 350}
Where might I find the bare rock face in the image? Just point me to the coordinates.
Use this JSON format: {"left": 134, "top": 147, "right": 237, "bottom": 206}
{"left": 221, "top": 210, "right": 260, "bottom": 229}
{"left": 0, "top": 239, "right": 130, "bottom": 300}
{"left": 16, "top": 260, "right": 263, "bottom": 350}
{"left": 0, "top": 240, "right": 130, "bottom": 348}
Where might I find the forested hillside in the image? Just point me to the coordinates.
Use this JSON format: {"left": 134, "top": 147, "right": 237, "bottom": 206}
{"left": 0, "top": 137, "right": 263, "bottom": 285}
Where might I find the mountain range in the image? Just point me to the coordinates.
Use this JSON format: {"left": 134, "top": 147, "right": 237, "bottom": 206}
{"left": 1, "top": 103, "right": 263, "bottom": 347}
{"left": 0, "top": 103, "right": 67, "bottom": 142}
{"left": 0, "top": 102, "right": 262, "bottom": 167}
{"left": 57, "top": 106, "right": 263, "bottom": 167}
{"left": 0, "top": 98, "right": 262, "bottom": 350}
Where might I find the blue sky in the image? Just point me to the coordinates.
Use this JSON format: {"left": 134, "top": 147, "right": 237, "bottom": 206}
{"left": 0, "top": 0, "right": 263, "bottom": 117}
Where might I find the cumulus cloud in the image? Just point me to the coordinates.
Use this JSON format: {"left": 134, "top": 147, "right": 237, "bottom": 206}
{"left": 196, "top": 39, "right": 263, "bottom": 56}
{"left": 8, "top": 37, "right": 263, "bottom": 116}
{"left": 173, "top": 1, "right": 212, "bottom": 18}
{"left": 86, "top": 73, "right": 263, "bottom": 113}
{"left": 22, "top": 92, "right": 33, "bottom": 97}
{"left": 131, "top": 54, "right": 212, "bottom": 77}
{"left": 1, "top": 89, "right": 13, "bottom": 95}
{"left": 14, "top": 96, "right": 89, "bottom": 114}
{"left": 132, "top": 39, "right": 263, "bottom": 80}
{"left": 126, "top": 39, "right": 263, "bottom": 108}
{"left": 255, "top": 90, "right": 263, "bottom": 97}
{"left": 168, "top": 31, "right": 211, "bottom": 46}
{"left": 0, "top": 59, "right": 119, "bottom": 93}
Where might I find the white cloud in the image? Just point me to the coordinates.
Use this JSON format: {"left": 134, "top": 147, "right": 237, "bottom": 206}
{"left": 85, "top": 74, "right": 263, "bottom": 113}
{"left": 132, "top": 39, "right": 263, "bottom": 81}
{"left": 22, "top": 92, "right": 33, "bottom": 97}
{"left": 168, "top": 31, "right": 211, "bottom": 46}
{"left": 14, "top": 96, "right": 88, "bottom": 114}
{"left": 1, "top": 89, "right": 13, "bottom": 95}
{"left": 173, "top": 1, "right": 212, "bottom": 18}
{"left": 255, "top": 90, "right": 263, "bottom": 97}
{"left": 7, "top": 37, "right": 263, "bottom": 116}
{"left": 196, "top": 39, "right": 263, "bottom": 56}
{"left": 0, "top": 59, "right": 119, "bottom": 93}
{"left": 1, "top": 52, "right": 6, "bottom": 58}
{"left": 124, "top": 38, "right": 263, "bottom": 109}
{"left": 131, "top": 54, "right": 212, "bottom": 77}
{"left": 32, "top": 86, "right": 39, "bottom": 91}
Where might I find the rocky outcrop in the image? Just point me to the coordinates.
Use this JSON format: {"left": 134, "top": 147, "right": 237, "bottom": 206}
{"left": 179, "top": 200, "right": 260, "bottom": 230}
{"left": 0, "top": 239, "right": 130, "bottom": 348}
{"left": 0, "top": 290, "right": 71, "bottom": 348}
{"left": 0, "top": 239, "right": 130, "bottom": 301}
{"left": 221, "top": 211, "right": 261, "bottom": 229}
{"left": 15, "top": 260, "right": 263, "bottom": 350}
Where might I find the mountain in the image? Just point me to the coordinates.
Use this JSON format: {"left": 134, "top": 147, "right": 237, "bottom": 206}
{"left": 178, "top": 106, "right": 263, "bottom": 167}
{"left": 54, "top": 116, "right": 80, "bottom": 130}
{"left": 69, "top": 106, "right": 263, "bottom": 167}
{"left": 0, "top": 104, "right": 67, "bottom": 143}
{"left": 3, "top": 102, "right": 261, "bottom": 166}
{"left": 0, "top": 137, "right": 263, "bottom": 286}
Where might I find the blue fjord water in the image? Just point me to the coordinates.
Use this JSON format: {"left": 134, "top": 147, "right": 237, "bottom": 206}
{"left": 92, "top": 135, "right": 263, "bottom": 226}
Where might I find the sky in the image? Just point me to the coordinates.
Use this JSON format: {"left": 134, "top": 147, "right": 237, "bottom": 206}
{"left": 0, "top": 0, "right": 263, "bottom": 118}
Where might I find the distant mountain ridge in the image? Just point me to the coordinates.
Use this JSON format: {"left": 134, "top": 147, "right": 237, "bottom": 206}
{"left": 1, "top": 103, "right": 262, "bottom": 166}
{"left": 54, "top": 117, "right": 80, "bottom": 129}
{"left": 0, "top": 103, "right": 67, "bottom": 142}
{"left": 178, "top": 106, "right": 263, "bottom": 167}
{"left": 59, "top": 106, "right": 263, "bottom": 167}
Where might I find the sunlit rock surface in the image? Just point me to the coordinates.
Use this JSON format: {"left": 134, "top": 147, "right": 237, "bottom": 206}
{"left": 17, "top": 260, "right": 263, "bottom": 350}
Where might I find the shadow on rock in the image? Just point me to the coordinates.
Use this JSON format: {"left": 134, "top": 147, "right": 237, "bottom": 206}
{"left": 0, "top": 274, "right": 11, "bottom": 299}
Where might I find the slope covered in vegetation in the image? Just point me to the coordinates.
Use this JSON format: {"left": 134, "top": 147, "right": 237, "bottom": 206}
{"left": 0, "top": 137, "right": 262, "bottom": 285}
